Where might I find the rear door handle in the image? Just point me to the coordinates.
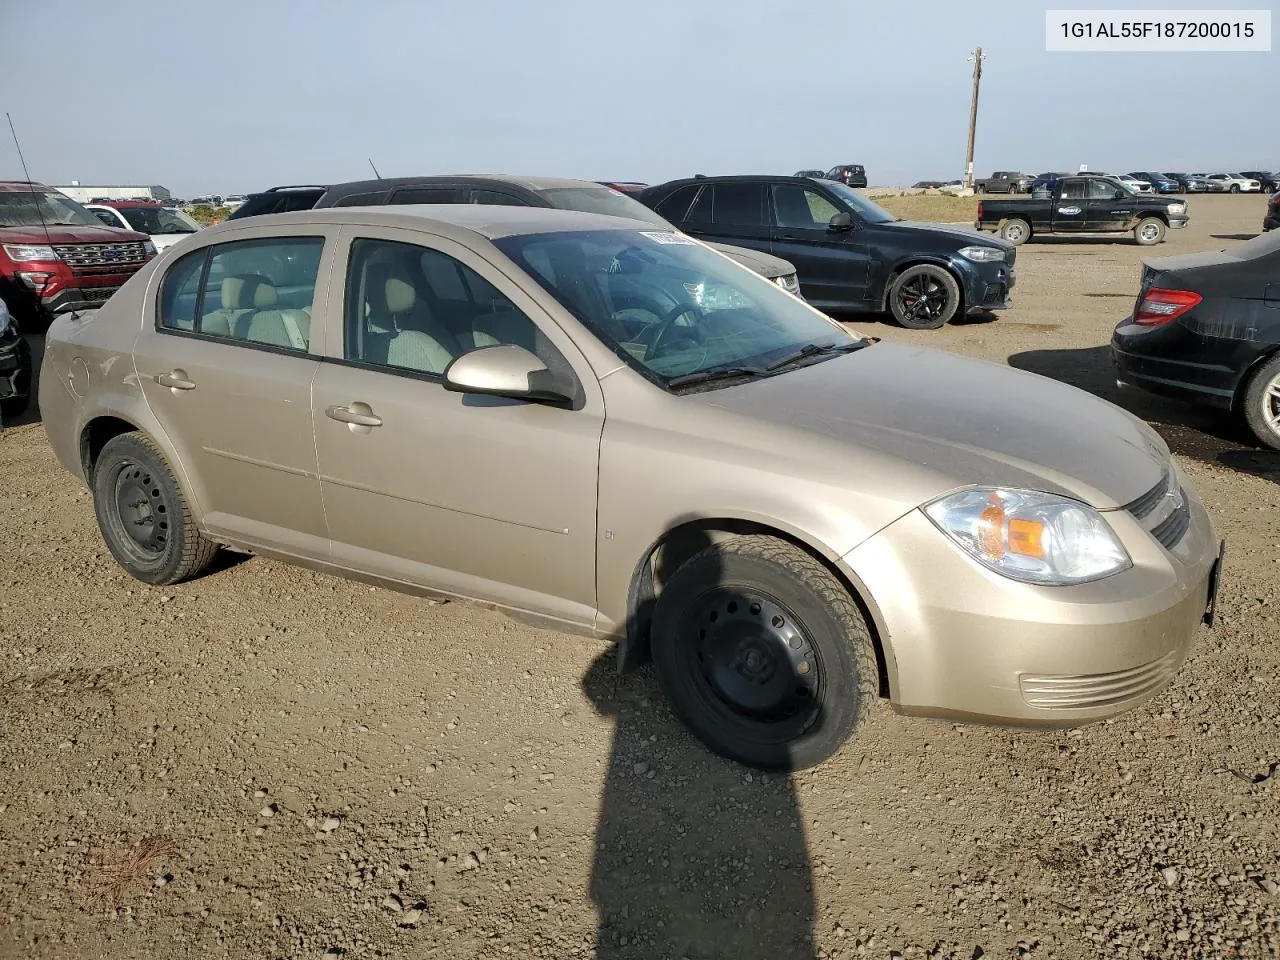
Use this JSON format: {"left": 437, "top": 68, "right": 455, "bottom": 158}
{"left": 155, "top": 370, "right": 195, "bottom": 390}
{"left": 325, "top": 403, "right": 383, "bottom": 427}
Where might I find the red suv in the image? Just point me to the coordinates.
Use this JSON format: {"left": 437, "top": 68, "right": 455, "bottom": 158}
{"left": 0, "top": 182, "right": 155, "bottom": 328}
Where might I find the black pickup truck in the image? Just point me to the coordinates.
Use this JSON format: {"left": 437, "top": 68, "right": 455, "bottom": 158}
{"left": 975, "top": 174, "right": 1189, "bottom": 246}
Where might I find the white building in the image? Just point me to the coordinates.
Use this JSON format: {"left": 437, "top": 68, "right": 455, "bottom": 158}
{"left": 53, "top": 183, "right": 172, "bottom": 203}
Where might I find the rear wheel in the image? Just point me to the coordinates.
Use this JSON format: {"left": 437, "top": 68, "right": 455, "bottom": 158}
{"left": 887, "top": 265, "right": 961, "bottom": 330}
{"left": 1134, "top": 218, "right": 1166, "bottom": 245}
{"left": 1229, "top": 184, "right": 1240, "bottom": 194}
{"left": 650, "top": 535, "right": 877, "bottom": 770}
{"left": 91, "top": 433, "right": 218, "bottom": 585}
{"left": 974, "top": 184, "right": 984, "bottom": 195}
{"left": 1241, "top": 354, "right": 1280, "bottom": 451}
{"left": 999, "top": 218, "right": 1031, "bottom": 246}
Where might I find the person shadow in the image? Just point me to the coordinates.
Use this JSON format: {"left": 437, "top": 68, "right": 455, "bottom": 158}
{"left": 581, "top": 531, "right": 818, "bottom": 960}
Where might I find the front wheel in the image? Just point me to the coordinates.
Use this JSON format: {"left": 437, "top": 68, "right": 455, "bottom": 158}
{"left": 1241, "top": 355, "right": 1280, "bottom": 451}
{"left": 650, "top": 535, "right": 877, "bottom": 770}
{"left": 91, "top": 433, "right": 219, "bottom": 585}
{"left": 887, "top": 265, "right": 961, "bottom": 330}
{"left": 1229, "top": 184, "right": 1240, "bottom": 193}
{"left": 1134, "top": 217, "right": 1166, "bottom": 245}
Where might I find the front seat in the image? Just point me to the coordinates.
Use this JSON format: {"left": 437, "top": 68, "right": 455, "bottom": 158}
{"left": 380, "top": 277, "right": 456, "bottom": 375}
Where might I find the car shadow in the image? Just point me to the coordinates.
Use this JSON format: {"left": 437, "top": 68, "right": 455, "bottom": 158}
{"left": 582, "top": 529, "right": 818, "bottom": 959}
{"left": 1210, "top": 234, "right": 1259, "bottom": 241}
{"left": 1008, "top": 344, "right": 1280, "bottom": 482}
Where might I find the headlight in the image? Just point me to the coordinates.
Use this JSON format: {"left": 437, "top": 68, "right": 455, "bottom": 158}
{"left": 1167, "top": 202, "right": 1187, "bottom": 214}
{"left": 958, "top": 245, "right": 1006, "bottom": 263}
{"left": 923, "top": 488, "right": 1131, "bottom": 585}
{"left": 143, "top": 240, "right": 157, "bottom": 256}
{"left": 2, "top": 243, "right": 58, "bottom": 262}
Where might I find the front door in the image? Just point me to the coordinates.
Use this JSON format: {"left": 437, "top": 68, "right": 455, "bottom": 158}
{"left": 1085, "top": 178, "right": 1137, "bottom": 231}
{"left": 768, "top": 183, "right": 870, "bottom": 309}
{"left": 311, "top": 228, "right": 603, "bottom": 627}
{"left": 135, "top": 230, "right": 334, "bottom": 555}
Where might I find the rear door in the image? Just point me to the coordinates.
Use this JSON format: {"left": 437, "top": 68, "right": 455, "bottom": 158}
{"left": 682, "top": 182, "right": 772, "bottom": 258}
{"left": 1050, "top": 178, "right": 1089, "bottom": 232}
{"left": 135, "top": 229, "right": 335, "bottom": 555}
{"left": 768, "top": 182, "right": 870, "bottom": 307}
{"left": 1085, "top": 178, "right": 1137, "bottom": 231}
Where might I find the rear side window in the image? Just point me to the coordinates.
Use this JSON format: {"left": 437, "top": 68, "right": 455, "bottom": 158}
{"left": 332, "top": 191, "right": 389, "bottom": 207}
{"left": 711, "top": 183, "right": 766, "bottom": 227}
{"left": 652, "top": 184, "right": 701, "bottom": 221}
{"left": 1061, "top": 179, "right": 1087, "bottom": 200}
{"left": 471, "top": 189, "right": 532, "bottom": 205}
{"left": 157, "top": 237, "right": 324, "bottom": 352}
{"left": 686, "top": 186, "right": 712, "bottom": 223}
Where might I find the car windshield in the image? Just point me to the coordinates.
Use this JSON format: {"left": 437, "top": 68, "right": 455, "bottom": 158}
{"left": 494, "top": 228, "right": 860, "bottom": 386}
{"left": 539, "top": 186, "right": 671, "bottom": 229}
{"left": 118, "top": 206, "right": 200, "bottom": 234}
{"left": 821, "top": 182, "right": 897, "bottom": 223}
{"left": 0, "top": 190, "right": 102, "bottom": 227}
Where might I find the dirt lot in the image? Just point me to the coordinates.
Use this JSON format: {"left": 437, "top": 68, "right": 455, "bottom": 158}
{"left": 2, "top": 195, "right": 1278, "bottom": 960}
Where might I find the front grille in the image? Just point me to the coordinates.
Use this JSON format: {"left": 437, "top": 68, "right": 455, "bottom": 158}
{"left": 1125, "top": 470, "right": 1190, "bottom": 550}
{"left": 53, "top": 242, "right": 148, "bottom": 274}
{"left": 77, "top": 287, "right": 119, "bottom": 305}
{"left": 1019, "top": 650, "right": 1179, "bottom": 709}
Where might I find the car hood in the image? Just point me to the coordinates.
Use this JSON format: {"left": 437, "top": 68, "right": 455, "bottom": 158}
{"left": 689, "top": 342, "right": 1167, "bottom": 511}
{"left": 703, "top": 241, "right": 794, "bottom": 278}
{"left": 0, "top": 223, "right": 149, "bottom": 244}
{"left": 882, "top": 220, "right": 1002, "bottom": 249}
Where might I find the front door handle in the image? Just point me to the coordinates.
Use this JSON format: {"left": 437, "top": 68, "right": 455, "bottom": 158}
{"left": 325, "top": 403, "right": 383, "bottom": 428}
{"left": 155, "top": 370, "right": 195, "bottom": 391}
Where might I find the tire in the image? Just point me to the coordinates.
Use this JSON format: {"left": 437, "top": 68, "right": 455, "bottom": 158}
{"left": 887, "top": 265, "right": 961, "bottom": 330}
{"left": 650, "top": 535, "right": 877, "bottom": 770}
{"left": 91, "top": 433, "right": 218, "bottom": 585}
{"left": 1241, "top": 354, "right": 1280, "bottom": 451}
{"left": 0, "top": 337, "right": 32, "bottom": 421}
{"left": 1229, "top": 184, "right": 1240, "bottom": 194}
{"left": 999, "top": 218, "right": 1031, "bottom": 246}
{"left": 974, "top": 184, "right": 984, "bottom": 194}
{"left": 1134, "top": 217, "right": 1166, "bottom": 245}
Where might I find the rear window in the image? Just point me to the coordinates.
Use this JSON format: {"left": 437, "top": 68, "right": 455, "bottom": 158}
{"left": 226, "top": 190, "right": 323, "bottom": 219}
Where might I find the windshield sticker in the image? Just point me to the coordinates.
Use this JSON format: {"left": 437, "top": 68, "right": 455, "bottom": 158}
{"left": 640, "top": 231, "right": 696, "bottom": 245}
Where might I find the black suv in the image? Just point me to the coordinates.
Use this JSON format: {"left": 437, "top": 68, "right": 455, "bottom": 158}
{"left": 225, "top": 185, "right": 329, "bottom": 220}
{"left": 824, "top": 164, "right": 867, "bottom": 188}
{"left": 639, "top": 176, "right": 1014, "bottom": 329}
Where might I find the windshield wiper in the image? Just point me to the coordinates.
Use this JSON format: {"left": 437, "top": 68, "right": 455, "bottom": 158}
{"left": 666, "top": 366, "right": 768, "bottom": 390}
{"left": 764, "top": 339, "right": 870, "bottom": 373}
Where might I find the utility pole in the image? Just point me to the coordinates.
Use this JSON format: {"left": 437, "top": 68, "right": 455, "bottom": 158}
{"left": 964, "top": 47, "right": 984, "bottom": 192}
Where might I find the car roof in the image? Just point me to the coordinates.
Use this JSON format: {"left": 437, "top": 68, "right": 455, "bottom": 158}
{"left": 326, "top": 174, "right": 614, "bottom": 195}
{"left": 0, "top": 181, "right": 54, "bottom": 193}
{"left": 196, "top": 204, "right": 658, "bottom": 241}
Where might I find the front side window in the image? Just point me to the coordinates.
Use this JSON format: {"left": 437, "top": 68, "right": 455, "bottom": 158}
{"left": 1090, "top": 180, "right": 1122, "bottom": 200}
{"left": 772, "top": 185, "right": 840, "bottom": 229}
{"left": 819, "top": 181, "right": 897, "bottom": 223}
{"left": 471, "top": 189, "right": 531, "bottom": 206}
{"left": 494, "top": 228, "right": 857, "bottom": 384}
{"left": 157, "top": 237, "right": 323, "bottom": 351}
{"left": 91, "top": 208, "right": 124, "bottom": 228}
{"left": 343, "top": 238, "right": 546, "bottom": 377}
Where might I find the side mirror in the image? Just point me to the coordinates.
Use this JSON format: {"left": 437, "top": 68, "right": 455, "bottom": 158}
{"left": 828, "top": 211, "right": 854, "bottom": 231}
{"left": 443, "top": 344, "right": 572, "bottom": 407}
{"left": 1114, "top": 189, "right": 1127, "bottom": 200}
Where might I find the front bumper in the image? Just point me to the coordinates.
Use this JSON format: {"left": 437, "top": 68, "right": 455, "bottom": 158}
{"left": 960, "top": 258, "right": 1015, "bottom": 313}
{"left": 1167, "top": 216, "right": 1189, "bottom": 229}
{"left": 844, "top": 473, "right": 1218, "bottom": 725}
{"left": 43, "top": 283, "right": 125, "bottom": 313}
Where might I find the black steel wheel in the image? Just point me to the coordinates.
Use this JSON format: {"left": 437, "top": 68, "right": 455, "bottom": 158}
{"left": 887, "top": 264, "right": 961, "bottom": 330}
{"left": 651, "top": 535, "right": 877, "bottom": 770}
{"left": 92, "top": 433, "right": 218, "bottom": 585}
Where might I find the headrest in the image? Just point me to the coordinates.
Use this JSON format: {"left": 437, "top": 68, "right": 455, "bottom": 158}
{"left": 221, "top": 274, "right": 277, "bottom": 310}
{"left": 384, "top": 277, "right": 415, "bottom": 314}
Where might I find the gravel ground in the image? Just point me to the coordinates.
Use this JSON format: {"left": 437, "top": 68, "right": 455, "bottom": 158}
{"left": 1, "top": 195, "right": 1278, "bottom": 960}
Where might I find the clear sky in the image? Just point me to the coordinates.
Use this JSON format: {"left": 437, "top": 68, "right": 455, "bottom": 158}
{"left": 3, "top": 0, "right": 1275, "bottom": 195}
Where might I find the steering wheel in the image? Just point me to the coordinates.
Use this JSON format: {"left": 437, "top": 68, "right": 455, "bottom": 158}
{"left": 647, "top": 302, "right": 707, "bottom": 358}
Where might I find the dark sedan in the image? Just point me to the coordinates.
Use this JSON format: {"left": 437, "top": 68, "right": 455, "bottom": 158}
{"left": 639, "top": 175, "right": 1014, "bottom": 329}
{"left": 1167, "top": 173, "right": 1215, "bottom": 193}
{"left": 1112, "top": 230, "right": 1280, "bottom": 449}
